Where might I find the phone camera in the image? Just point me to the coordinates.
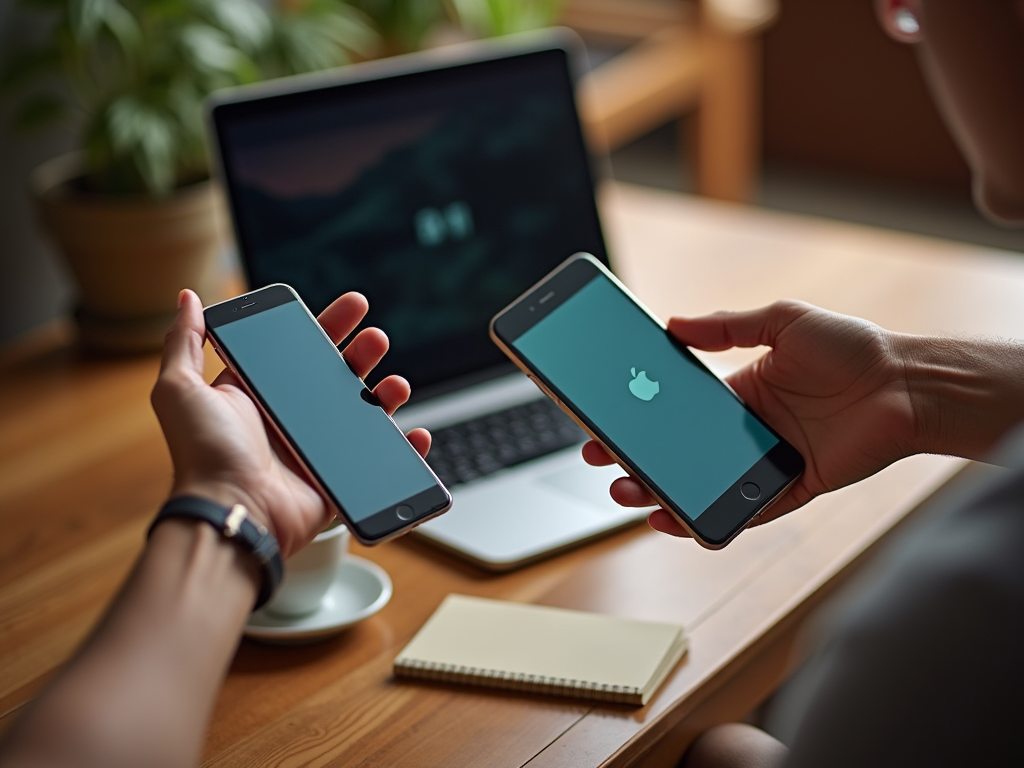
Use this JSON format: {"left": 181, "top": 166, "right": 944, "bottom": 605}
{"left": 529, "top": 306, "right": 536, "bottom": 312}
{"left": 232, "top": 307, "right": 238, "bottom": 312}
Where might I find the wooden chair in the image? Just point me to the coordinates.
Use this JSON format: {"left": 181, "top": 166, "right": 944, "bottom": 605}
{"left": 563, "top": 0, "right": 779, "bottom": 202}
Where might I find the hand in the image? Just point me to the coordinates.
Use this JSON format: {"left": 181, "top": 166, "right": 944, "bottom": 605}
{"left": 151, "top": 289, "right": 431, "bottom": 556}
{"left": 583, "top": 300, "right": 918, "bottom": 537}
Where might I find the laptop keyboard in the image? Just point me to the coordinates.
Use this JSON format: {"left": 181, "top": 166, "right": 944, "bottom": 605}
{"left": 426, "top": 398, "right": 587, "bottom": 489}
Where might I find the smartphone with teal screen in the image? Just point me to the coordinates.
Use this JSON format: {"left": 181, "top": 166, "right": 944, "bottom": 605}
{"left": 205, "top": 284, "right": 451, "bottom": 545}
{"left": 489, "top": 254, "right": 804, "bottom": 549}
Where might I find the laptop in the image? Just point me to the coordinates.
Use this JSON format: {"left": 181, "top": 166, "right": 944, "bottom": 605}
{"left": 208, "top": 30, "right": 649, "bottom": 570}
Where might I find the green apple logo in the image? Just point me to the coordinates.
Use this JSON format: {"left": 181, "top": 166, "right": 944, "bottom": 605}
{"left": 629, "top": 367, "right": 660, "bottom": 401}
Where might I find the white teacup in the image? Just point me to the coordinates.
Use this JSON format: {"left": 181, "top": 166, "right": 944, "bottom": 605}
{"left": 263, "top": 521, "right": 351, "bottom": 618}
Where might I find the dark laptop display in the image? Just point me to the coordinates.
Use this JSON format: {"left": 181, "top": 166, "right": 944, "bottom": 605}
{"left": 211, "top": 45, "right": 607, "bottom": 396}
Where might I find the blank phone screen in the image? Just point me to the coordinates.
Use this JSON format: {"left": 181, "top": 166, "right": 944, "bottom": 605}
{"left": 512, "top": 275, "right": 778, "bottom": 520}
{"left": 214, "top": 301, "right": 437, "bottom": 522}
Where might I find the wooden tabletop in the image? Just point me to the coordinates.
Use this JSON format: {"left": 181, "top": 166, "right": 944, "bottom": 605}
{"left": 3, "top": 182, "right": 1024, "bottom": 767}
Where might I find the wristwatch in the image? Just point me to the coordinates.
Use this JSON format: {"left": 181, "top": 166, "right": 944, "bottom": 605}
{"left": 148, "top": 496, "right": 284, "bottom": 610}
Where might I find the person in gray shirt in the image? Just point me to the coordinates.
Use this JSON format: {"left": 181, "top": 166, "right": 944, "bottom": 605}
{"left": 582, "top": 1, "right": 1024, "bottom": 765}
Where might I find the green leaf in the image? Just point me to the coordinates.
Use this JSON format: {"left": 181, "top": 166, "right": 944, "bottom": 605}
{"left": 199, "top": 0, "right": 271, "bottom": 53}
{"left": 105, "top": 95, "right": 178, "bottom": 195}
{"left": 275, "top": 19, "right": 345, "bottom": 73}
{"left": 99, "top": 0, "right": 143, "bottom": 56}
{"left": 317, "top": 7, "right": 378, "bottom": 56}
{"left": 178, "top": 23, "right": 246, "bottom": 75}
{"left": 269, "top": 0, "right": 378, "bottom": 75}
{"left": 67, "top": 0, "right": 142, "bottom": 56}
{"left": 68, "top": 0, "right": 106, "bottom": 43}
{"left": 451, "top": 0, "right": 563, "bottom": 37}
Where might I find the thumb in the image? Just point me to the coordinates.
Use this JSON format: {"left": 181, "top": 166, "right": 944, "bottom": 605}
{"left": 159, "top": 289, "right": 207, "bottom": 380}
{"left": 667, "top": 300, "right": 809, "bottom": 352}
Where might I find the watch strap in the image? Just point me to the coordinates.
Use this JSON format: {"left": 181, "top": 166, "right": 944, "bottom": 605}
{"left": 149, "top": 496, "right": 283, "bottom": 610}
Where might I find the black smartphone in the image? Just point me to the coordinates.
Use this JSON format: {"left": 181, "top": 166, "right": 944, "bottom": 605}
{"left": 490, "top": 254, "right": 804, "bottom": 549}
{"left": 204, "top": 284, "right": 451, "bottom": 545}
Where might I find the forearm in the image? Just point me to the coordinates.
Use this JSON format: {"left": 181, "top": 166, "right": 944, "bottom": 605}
{"left": 0, "top": 519, "right": 258, "bottom": 768}
{"left": 895, "top": 333, "right": 1024, "bottom": 462}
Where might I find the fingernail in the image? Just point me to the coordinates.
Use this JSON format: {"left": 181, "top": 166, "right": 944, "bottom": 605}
{"left": 177, "top": 289, "right": 187, "bottom": 308}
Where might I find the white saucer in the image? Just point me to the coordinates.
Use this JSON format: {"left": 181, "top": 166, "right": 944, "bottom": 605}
{"left": 245, "top": 556, "right": 392, "bottom": 645}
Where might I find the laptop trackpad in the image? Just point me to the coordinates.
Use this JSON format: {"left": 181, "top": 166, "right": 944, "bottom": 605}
{"left": 416, "top": 454, "right": 647, "bottom": 569}
{"left": 536, "top": 463, "right": 626, "bottom": 513}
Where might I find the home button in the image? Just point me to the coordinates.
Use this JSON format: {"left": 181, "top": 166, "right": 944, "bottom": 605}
{"left": 395, "top": 504, "right": 415, "bottom": 521}
{"left": 740, "top": 482, "right": 761, "bottom": 501}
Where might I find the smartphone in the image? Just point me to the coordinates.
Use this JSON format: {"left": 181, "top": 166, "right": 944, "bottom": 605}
{"left": 489, "top": 254, "right": 804, "bottom": 549}
{"left": 204, "top": 284, "right": 452, "bottom": 545}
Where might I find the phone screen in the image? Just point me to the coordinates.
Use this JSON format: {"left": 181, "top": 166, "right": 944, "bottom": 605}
{"left": 493, "top": 255, "right": 804, "bottom": 546}
{"left": 511, "top": 274, "right": 778, "bottom": 520}
{"left": 207, "top": 288, "right": 449, "bottom": 542}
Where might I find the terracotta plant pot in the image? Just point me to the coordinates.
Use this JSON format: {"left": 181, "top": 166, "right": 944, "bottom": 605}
{"left": 31, "top": 153, "right": 226, "bottom": 353}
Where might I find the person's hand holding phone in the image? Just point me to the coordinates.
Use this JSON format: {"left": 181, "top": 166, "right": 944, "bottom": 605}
{"left": 584, "top": 300, "right": 919, "bottom": 536}
{"left": 151, "top": 289, "right": 431, "bottom": 557}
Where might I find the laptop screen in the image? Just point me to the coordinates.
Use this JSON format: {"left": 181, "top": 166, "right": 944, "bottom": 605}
{"left": 212, "top": 44, "right": 608, "bottom": 397}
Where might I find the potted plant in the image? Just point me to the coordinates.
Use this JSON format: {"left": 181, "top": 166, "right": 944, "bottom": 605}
{"left": 5, "top": 0, "right": 375, "bottom": 352}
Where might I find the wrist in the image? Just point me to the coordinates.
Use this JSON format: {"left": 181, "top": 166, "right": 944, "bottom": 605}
{"left": 169, "top": 479, "right": 274, "bottom": 540}
{"left": 148, "top": 517, "right": 261, "bottom": 607}
{"left": 151, "top": 495, "right": 284, "bottom": 610}
{"left": 893, "top": 333, "right": 1024, "bottom": 461}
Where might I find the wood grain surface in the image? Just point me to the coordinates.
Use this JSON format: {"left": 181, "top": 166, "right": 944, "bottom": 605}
{"left": 3, "top": 183, "right": 1023, "bottom": 766}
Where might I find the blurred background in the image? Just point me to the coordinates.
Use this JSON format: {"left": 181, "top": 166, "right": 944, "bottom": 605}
{"left": 2, "top": 0, "right": 1021, "bottom": 350}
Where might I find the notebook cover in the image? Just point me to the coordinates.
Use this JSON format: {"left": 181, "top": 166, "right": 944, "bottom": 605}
{"left": 393, "top": 594, "right": 687, "bottom": 705}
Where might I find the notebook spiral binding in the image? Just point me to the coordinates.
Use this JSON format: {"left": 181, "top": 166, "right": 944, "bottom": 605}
{"left": 394, "top": 657, "right": 644, "bottom": 705}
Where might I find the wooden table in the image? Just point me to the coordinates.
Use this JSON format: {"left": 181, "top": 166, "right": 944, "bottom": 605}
{"left": 3, "top": 183, "right": 1024, "bottom": 766}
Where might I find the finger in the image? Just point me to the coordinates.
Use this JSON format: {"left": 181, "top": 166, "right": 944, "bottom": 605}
{"left": 343, "top": 327, "right": 389, "bottom": 380}
{"left": 582, "top": 440, "right": 616, "bottom": 466}
{"left": 373, "top": 375, "right": 411, "bottom": 415}
{"left": 406, "top": 428, "right": 431, "bottom": 459}
{"left": 667, "top": 300, "right": 812, "bottom": 352}
{"left": 158, "top": 289, "right": 206, "bottom": 383}
{"left": 648, "top": 509, "right": 692, "bottom": 538}
{"left": 318, "top": 292, "right": 370, "bottom": 345}
{"left": 609, "top": 476, "right": 656, "bottom": 507}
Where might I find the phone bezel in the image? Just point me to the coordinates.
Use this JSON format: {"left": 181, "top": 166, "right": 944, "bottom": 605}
{"left": 204, "top": 284, "right": 452, "bottom": 545}
{"left": 489, "top": 254, "right": 804, "bottom": 549}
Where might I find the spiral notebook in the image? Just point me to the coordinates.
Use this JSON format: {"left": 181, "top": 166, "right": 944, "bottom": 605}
{"left": 393, "top": 594, "right": 688, "bottom": 705}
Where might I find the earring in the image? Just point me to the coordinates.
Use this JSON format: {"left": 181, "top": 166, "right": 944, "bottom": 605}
{"left": 893, "top": 7, "right": 920, "bottom": 35}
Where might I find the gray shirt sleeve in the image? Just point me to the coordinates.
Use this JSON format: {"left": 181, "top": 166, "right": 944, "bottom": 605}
{"left": 772, "top": 430, "right": 1024, "bottom": 767}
